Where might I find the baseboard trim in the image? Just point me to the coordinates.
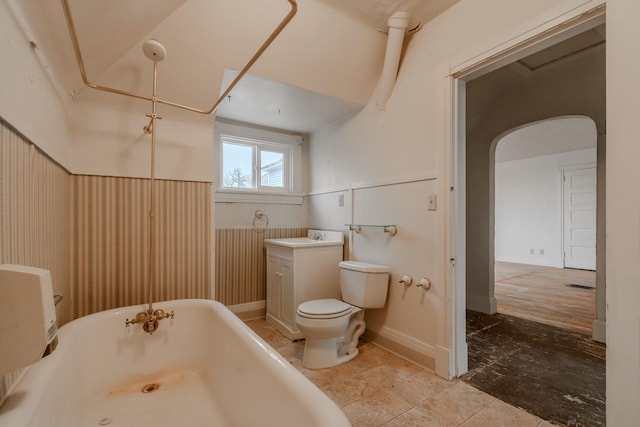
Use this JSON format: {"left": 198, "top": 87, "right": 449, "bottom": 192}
{"left": 592, "top": 319, "right": 606, "bottom": 343}
{"left": 453, "top": 341, "right": 469, "bottom": 378}
{"left": 435, "top": 345, "right": 452, "bottom": 379}
{"left": 363, "top": 322, "right": 437, "bottom": 373}
{"left": 495, "top": 256, "right": 563, "bottom": 268}
{"left": 227, "top": 300, "right": 266, "bottom": 321}
{"left": 466, "top": 294, "right": 497, "bottom": 314}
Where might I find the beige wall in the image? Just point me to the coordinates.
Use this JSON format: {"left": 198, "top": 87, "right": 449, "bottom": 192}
{"left": 308, "top": 0, "right": 592, "bottom": 377}
{"left": 0, "top": 119, "right": 214, "bottom": 400}
{"left": 307, "top": 177, "right": 445, "bottom": 372}
{"left": 0, "top": 119, "right": 71, "bottom": 405}
{"left": 0, "top": 2, "right": 71, "bottom": 169}
{"left": 215, "top": 228, "right": 307, "bottom": 307}
{"left": 71, "top": 175, "right": 212, "bottom": 318}
{"left": 606, "top": 0, "right": 640, "bottom": 423}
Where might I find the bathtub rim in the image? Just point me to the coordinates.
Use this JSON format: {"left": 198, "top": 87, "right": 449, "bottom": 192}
{"left": 0, "top": 298, "right": 351, "bottom": 427}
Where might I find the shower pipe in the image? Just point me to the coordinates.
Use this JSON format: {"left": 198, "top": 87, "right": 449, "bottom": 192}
{"left": 60, "top": 0, "right": 297, "bottom": 334}
{"left": 60, "top": 0, "right": 298, "bottom": 115}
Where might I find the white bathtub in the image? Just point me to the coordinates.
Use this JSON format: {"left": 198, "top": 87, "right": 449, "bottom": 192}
{"left": 0, "top": 299, "right": 351, "bottom": 427}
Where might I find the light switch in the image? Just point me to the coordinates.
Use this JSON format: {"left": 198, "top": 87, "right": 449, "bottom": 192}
{"left": 428, "top": 194, "right": 437, "bottom": 211}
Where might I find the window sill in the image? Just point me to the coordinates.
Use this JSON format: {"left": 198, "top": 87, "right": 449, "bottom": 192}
{"left": 215, "top": 191, "right": 304, "bottom": 205}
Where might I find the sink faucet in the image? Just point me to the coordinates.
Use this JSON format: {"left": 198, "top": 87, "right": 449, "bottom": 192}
{"left": 310, "top": 232, "right": 325, "bottom": 241}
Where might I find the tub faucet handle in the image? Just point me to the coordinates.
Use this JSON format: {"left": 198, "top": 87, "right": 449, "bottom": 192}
{"left": 417, "top": 278, "right": 432, "bottom": 290}
{"left": 125, "top": 308, "right": 175, "bottom": 334}
{"left": 398, "top": 275, "right": 413, "bottom": 286}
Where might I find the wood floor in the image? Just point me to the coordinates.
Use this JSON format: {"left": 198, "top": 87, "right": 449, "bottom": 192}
{"left": 464, "top": 310, "right": 605, "bottom": 427}
{"left": 494, "top": 261, "right": 596, "bottom": 335}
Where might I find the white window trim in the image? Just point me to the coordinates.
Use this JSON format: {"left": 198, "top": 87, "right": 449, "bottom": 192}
{"left": 221, "top": 135, "right": 290, "bottom": 192}
{"left": 214, "top": 121, "right": 303, "bottom": 204}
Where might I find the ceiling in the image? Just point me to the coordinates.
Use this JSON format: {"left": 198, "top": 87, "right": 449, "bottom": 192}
{"left": 215, "top": 69, "right": 363, "bottom": 134}
{"left": 315, "top": 0, "right": 460, "bottom": 32}
{"left": 219, "top": 2, "right": 605, "bottom": 136}
{"left": 495, "top": 117, "right": 597, "bottom": 163}
{"left": 216, "top": 0, "right": 461, "bottom": 132}
{"left": 517, "top": 25, "right": 605, "bottom": 72}
{"left": 16, "top": 0, "right": 603, "bottom": 139}
{"left": 467, "top": 23, "right": 605, "bottom": 161}
{"left": 16, "top": 0, "right": 189, "bottom": 93}
{"left": 13, "top": 0, "right": 460, "bottom": 134}
{"left": 467, "top": 24, "right": 605, "bottom": 100}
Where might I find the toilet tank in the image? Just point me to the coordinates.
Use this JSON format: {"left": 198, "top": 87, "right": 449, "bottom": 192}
{"left": 339, "top": 261, "right": 390, "bottom": 308}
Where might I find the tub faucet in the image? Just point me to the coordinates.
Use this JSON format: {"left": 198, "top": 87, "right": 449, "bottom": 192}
{"left": 126, "top": 307, "right": 175, "bottom": 334}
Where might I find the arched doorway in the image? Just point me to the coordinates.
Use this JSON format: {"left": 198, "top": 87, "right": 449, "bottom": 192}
{"left": 462, "top": 25, "right": 606, "bottom": 342}
{"left": 491, "top": 116, "right": 600, "bottom": 335}
{"left": 447, "top": 12, "right": 607, "bottom": 424}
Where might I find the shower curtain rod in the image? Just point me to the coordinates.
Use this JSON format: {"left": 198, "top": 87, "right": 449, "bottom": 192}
{"left": 59, "top": 0, "right": 297, "bottom": 334}
{"left": 60, "top": 0, "right": 298, "bottom": 115}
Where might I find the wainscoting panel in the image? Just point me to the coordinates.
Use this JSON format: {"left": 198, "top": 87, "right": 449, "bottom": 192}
{"left": 71, "top": 176, "right": 211, "bottom": 318}
{"left": 0, "top": 119, "right": 71, "bottom": 404}
{"left": 215, "top": 228, "right": 307, "bottom": 306}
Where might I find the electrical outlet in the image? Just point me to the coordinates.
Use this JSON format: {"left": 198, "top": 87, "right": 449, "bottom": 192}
{"left": 338, "top": 194, "right": 344, "bottom": 207}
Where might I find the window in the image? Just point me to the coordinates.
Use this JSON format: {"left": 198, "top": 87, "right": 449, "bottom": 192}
{"left": 221, "top": 137, "right": 288, "bottom": 191}
{"left": 215, "top": 121, "right": 303, "bottom": 204}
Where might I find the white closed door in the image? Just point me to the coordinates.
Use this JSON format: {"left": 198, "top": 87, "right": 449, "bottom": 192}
{"left": 563, "top": 166, "right": 597, "bottom": 270}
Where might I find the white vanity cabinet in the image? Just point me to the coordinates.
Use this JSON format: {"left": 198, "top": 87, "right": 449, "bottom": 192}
{"left": 266, "top": 254, "right": 294, "bottom": 330}
{"left": 265, "top": 231, "right": 344, "bottom": 340}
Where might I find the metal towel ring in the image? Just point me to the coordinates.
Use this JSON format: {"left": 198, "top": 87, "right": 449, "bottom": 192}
{"left": 253, "top": 210, "right": 269, "bottom": 231}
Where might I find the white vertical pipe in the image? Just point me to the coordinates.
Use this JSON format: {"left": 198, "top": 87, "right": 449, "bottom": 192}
{"left": 376, "top": 12, "right": 410, "bottom": 110}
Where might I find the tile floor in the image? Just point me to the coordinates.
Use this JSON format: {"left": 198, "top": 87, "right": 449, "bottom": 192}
{"left": 245, "top": 318, "right": 557, "bottom": 427}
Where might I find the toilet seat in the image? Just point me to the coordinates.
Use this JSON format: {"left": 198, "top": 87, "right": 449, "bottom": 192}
{"left": 297, "top": 299, "right": 352, "bottom": 319}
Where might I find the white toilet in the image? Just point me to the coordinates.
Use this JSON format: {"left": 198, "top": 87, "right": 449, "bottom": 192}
{"left": 295, "top": 260, "right": 389, "bottom": 369}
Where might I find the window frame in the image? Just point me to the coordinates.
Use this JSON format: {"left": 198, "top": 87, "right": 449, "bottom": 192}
{"left": 214, "top": 121, "right": 303, "bottom": 204}
{"left": 221, "top": 135, "right": 290, "bottom": 193}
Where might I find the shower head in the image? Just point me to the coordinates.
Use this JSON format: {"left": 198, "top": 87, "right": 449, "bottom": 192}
{"left": 142, "top": 39, "right": 167, "bottom": 62}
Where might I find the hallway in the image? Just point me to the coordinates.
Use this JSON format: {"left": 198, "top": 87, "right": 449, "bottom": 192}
{"left": 462, "top": 262, "right": 604, "bottom": 426}
{"left": 464, "top": 310, "right": 605, "bottom": 427}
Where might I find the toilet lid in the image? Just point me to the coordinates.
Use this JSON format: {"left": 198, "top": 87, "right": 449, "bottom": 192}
{"left": 297, "top": 299, "right": 352, "bottom": 319}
